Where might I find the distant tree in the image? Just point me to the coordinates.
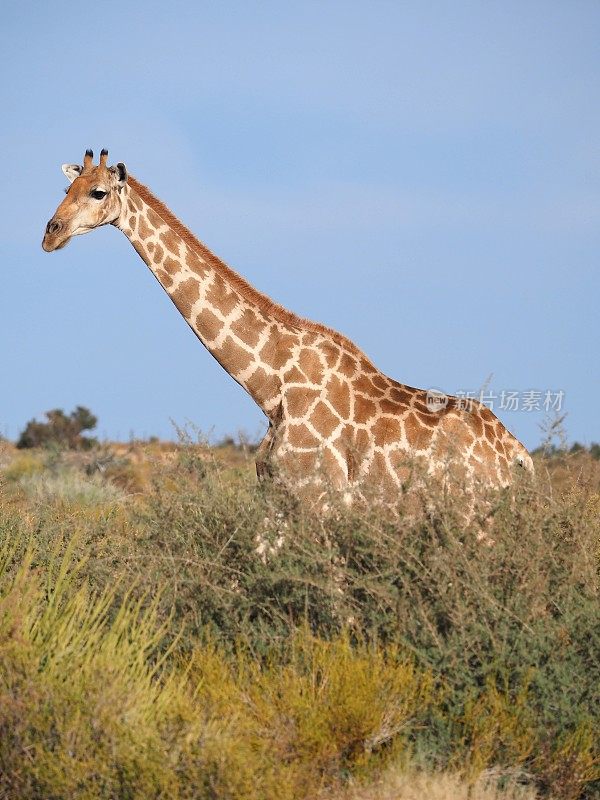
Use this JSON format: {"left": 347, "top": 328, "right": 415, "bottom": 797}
{"left": 16, "top": 406, "right": 98, "bottom": 450}
{"left": 532, "top": 440, "right": 600, "bottom": 461}
{"left": 569, "top": 441, "right": 600, "bottom": 460}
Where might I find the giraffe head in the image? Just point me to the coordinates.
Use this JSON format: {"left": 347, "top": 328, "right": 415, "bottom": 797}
{"left": 42, "top": 149, "right": 128, "bottom": 252}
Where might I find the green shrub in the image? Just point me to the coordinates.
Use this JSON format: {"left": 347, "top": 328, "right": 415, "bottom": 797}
{"left": 0, "top": 535, "right": 434, "bottom": 800}
{"left": 125, "top": 448, "right": 600, "bottom": 797}
{"left": 0, "top": 442, "right": 598, "bottom": 798}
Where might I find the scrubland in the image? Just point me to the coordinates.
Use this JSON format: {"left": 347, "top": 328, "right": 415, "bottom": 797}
{"left": 0, "top": 436, "right": 598, "bottom": 799}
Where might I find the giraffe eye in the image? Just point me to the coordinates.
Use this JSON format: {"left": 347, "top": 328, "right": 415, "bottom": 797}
{"left": 90, "top": 189, "right": 107, "bottom": 200}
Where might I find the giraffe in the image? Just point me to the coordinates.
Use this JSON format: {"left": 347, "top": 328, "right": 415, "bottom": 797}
{"left": 42, "top": 149, "right": 533, "bottom": 509}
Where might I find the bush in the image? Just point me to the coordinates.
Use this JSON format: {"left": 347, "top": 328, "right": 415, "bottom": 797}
{"left": 0, "top": 536, "right": 434, "bottom": 800}
{"left": 16, "top": 406, "right": 98, "bottom": 450}
{"left": 0, "top": 441, "right": 598, "bottom": 798}
{"left": 114, "top": 448, "right": 600, "bottom": 797}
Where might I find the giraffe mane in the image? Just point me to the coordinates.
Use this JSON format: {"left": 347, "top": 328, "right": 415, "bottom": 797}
{"left": 128, "top": 175, "right": 371, "bottom": 361}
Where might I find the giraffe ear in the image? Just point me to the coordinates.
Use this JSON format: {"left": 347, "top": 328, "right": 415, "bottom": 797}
{"left": 62, "top": 163, "right": 82, "bottom": 183}
{"left": 110, "top": 162, "right": 128, "bottom": 187}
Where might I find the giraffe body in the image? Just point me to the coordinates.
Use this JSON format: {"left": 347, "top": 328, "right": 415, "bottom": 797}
{"left": 42, "top": 151, "right": 532, "bottom": 508}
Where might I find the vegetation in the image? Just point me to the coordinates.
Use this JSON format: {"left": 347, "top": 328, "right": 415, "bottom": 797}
{"left": 16, "top": 405, "right": 98, "bottom": 450}
{"left": 0, "top": 436, "right": 598, "bottom": 799}
{"left": 531, "top": 440, "right": 600, "bottom": 460}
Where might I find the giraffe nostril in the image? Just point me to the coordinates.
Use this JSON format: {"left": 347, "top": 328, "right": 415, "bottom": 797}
{"left": 46, "top": 219, "right": 62, "bottom": 235}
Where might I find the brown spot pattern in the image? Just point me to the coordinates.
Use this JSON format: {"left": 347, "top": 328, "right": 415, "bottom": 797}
{"left": 186, "top": 249, "right": 208, "bottom": 278}
{"left": 412, "top": 398, "right": 430, "bottom": 414}
{"left": 380, "top": 398, "right": 402, "bottom": 415}
{"left": 160, "top": 229, "right": 181, "bottom": 255}
{"left": 473, "top": 441, "right": 486, "bottom": 460}
{"left": 245, "top": 367, "right": 281, "bottom": 406}
{"left": 146, "top": 208, "right": 163, "bottom": 229}
{"left": 260, "top": 328, "right": 298, "bottom": 371}
{"left": 302, "top": 332, "right": 318, "bottom": 346}
{"left": 482, "top": 440, "right": 496, "bottom": 460}
{"left": 484, "top": 423, "right": 496, "bottom": 443}
{"left": 196, "top": 307, "right": 223, "bottom": 342}
{"left": 283, "top": 365, "right": 307, "bottom": 384}
{"left": 338, "top": 353, "right": 358, "bottom": 379}
{"left": 371, "top": 416, "right": 402, "bottom": 447}
{"left": 163, "top": 256, "right": 180, "bottom": 276}
{"left": 280, "top": 450, "right": 318, "bottom": 478}
{"left": 326, "top": 375, "right": 350, "bottom": 420}
{"left": 390, "top": 386, "right": 413, "bottom": 404}
{"left": 320, "top": 448, "right": 346, "bottom": 485}
{"left": 310, "top": 401, "right": 340, "bottom": 439}
{"left": 415, "top": 411, "right": 436, "bottom": 427}
{"left": 404, "top": 414, "right": 432, "bottom": 451}
{"left": 216, "top": 337, "right": 254, "bottom": 375}
{"left": 287, "top": 423, "right": 320, "bottom": 448}
{"left": 138, "top": 216, "right": 153, "bottom": 240}
{"left": 156, "top": 269, "right": 174, "bottom": 288}
{"left": 206, "top": 274, "right": 239, "bottom": 316}
{"left": 354, "top": 396, "right": 377, "bottom": 424}
{"left": 354, "top": 373, "right": 384, "bottom": 397}
{"left": 372, "top": 374, "right": 389, "bottom": 391}
{"left": 370, "top": 451, "right": 398, "bottom": 492}
{"left": 470, "top": 414, "right": 484, "bottom": 436}
{"left": 170, "top": 278, "right": 200, "bottom": 319}
{"left": 286, "top": 387, "right": 320, "bottom": 419}
{"left": 354, "top": 428, "right": 371, "bottom": 455}
{"left": 298, "top": 348, "right": 324, "bottom": 385}
{"left": 229, "top": 307, "right": 263, "bottom": 349}
{"left": 320, "top": 343, "right": 340, "bottom": 370}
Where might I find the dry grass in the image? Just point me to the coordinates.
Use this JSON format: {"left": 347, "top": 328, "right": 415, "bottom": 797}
{"left": 329, "top": 767, "right": 540, "bottom": 800}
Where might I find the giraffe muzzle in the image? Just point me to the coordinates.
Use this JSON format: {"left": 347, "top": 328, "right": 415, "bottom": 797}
{"left": 42, "top": 218, "right": 68, "bottom": 251}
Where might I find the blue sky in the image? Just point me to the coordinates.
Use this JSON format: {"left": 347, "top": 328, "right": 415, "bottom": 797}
{"left": 1, "top": 0, "right": 598, "bottom": 448}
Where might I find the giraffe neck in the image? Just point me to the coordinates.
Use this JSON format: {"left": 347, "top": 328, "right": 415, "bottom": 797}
{"left": 115, "top": 178, "right": 301, "bottom": 419}
{"left": 107, "top": 177, "right": 531, "bottom": 496}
